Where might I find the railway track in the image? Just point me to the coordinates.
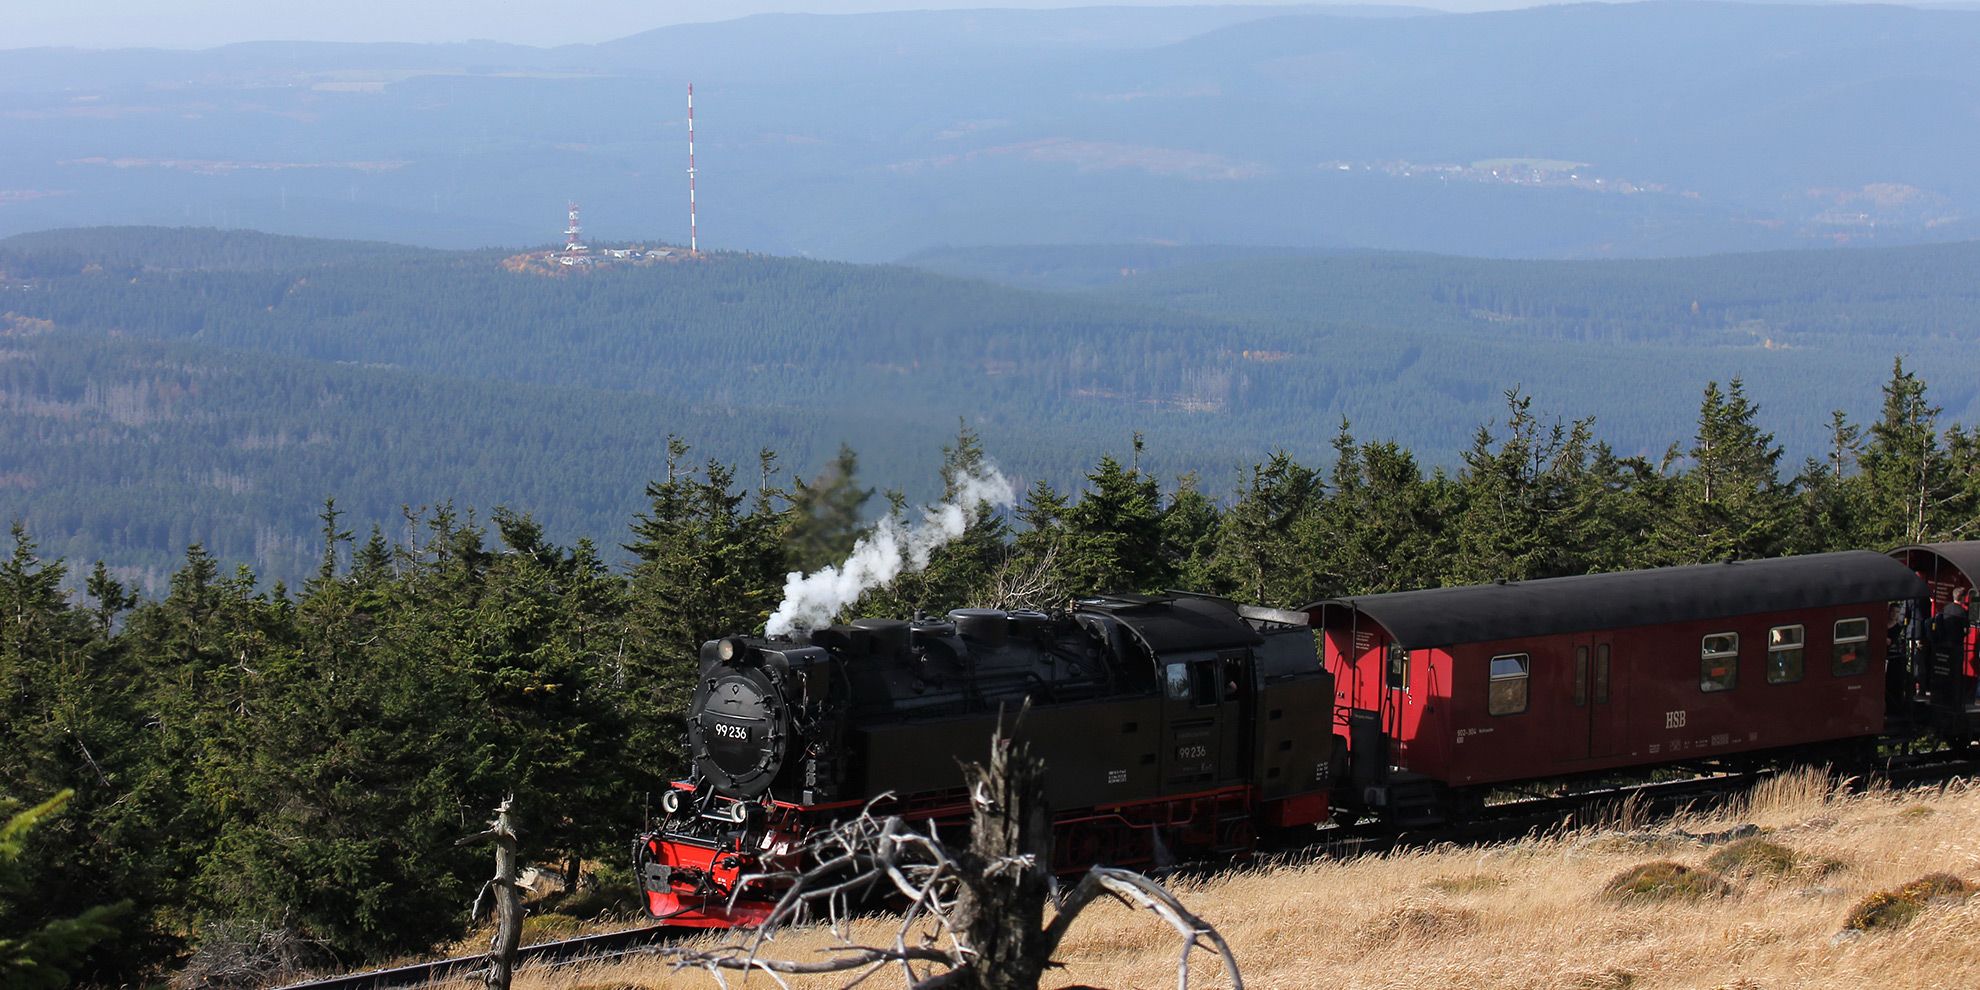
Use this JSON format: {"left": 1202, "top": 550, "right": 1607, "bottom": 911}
{"left": 277, "top": 747, "right": 1976, "bottom": 990}
{"left": 270, "top": 922, "right": 681, "bottom": 990}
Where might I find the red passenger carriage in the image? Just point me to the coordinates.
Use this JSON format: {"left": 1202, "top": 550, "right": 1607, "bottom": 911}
{"left": 1304, "top": 551, "right": 1927, "bottom": 824}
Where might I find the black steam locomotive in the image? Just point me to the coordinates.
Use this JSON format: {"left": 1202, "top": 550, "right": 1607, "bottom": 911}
{"left": 634, "top": 594, "right": 1335, "bottom": 926}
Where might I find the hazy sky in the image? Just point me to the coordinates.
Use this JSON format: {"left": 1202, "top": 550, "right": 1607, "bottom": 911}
{"left": 9, "top": 0, "right": 1538, "bottom": 50}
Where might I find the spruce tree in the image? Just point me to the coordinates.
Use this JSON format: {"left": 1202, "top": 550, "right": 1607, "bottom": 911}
{"left": 787, "top": 444, "right": 873, "bottom": 573}
{"left": 1059, "top": 449, "right": 1165, "bottom": 595}
{"left": 1209, "top": 451, "right": 1321, "bottom": 605}
{"left": 1447, "top": 391, "right": 1594, "bottom": 584}
{"left": 0, "top": 791, "right": 128, "bottom": 990}
{"left": 1655, "top": 378, "right": 1791, "bottom": 563}
{"left": 1860, "top": 358, "right": 1954, "bottom": 546}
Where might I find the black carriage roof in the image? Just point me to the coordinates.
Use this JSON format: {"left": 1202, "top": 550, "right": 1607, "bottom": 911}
{"left": 1303, "top": 550, "right": 1927, "bottom": 649}
{"left": 1890, "top": 541, "right": 1980, "bottom": 584}
{"left": 1077, "top": 594, "right": 1264, "bottom": 652}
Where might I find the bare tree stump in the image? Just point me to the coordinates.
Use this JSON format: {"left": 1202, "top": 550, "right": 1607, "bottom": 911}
{"left": 952, "top": 727, "right": 1054, "bottom": 990}
{"left": 458, "top": 798, "right": 524, "bottom": 990}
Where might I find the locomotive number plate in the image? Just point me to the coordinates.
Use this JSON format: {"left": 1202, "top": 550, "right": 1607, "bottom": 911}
{"left": 714, "top": 723, "right": 749, "bottom": 740}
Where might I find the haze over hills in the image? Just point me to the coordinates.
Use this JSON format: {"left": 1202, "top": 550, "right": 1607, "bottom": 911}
{"left": 4, "top": 226, "right": 1978, "bottom": 587}
{"left": 5, "top": 2, "right": 1980, "bottom": 260}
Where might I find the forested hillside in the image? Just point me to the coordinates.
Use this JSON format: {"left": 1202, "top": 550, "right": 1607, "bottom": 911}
{"left": 4, "top": 360, "right": 1978, "bottom": 987}
{"left": 909, "top": 240, "right": 1980, "bottom": 348}
{"left": 7, "top": 228, "right": 1980, "bottom": 586}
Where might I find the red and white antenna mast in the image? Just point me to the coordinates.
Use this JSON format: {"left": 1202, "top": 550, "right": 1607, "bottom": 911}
{"left": 686, "top": 83, "right": 699, "bottom": 256}
{"left": 564, "top": 201, "right": 586, "bottom": 253}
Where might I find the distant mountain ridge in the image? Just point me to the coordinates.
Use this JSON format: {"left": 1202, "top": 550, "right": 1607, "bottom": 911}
{"left": 5, "top": 3, "right": 1980, "bottom": 258}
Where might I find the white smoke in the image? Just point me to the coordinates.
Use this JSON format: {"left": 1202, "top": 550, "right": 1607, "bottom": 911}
{"left": 765, "top": 464, "right": 1016, "bottom": 638}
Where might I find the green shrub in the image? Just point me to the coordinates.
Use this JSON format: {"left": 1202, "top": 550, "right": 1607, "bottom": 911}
{"left": 1843, "top": 873, "right": 1972, "bottom": 931}
{"left": 1601, "top": 861, "right": 1732, "bottom": 901}
{"left": 1703, "top": 838, "right": 1798, "bottom": 879}
{"left": 520, "top": 913, "right": 582, "bottom": 940}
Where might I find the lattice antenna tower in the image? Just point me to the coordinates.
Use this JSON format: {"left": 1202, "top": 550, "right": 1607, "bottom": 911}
{"left": 687, "top": 83, "right": 699, "bottom": 256}
{"left": 564, "top": 201, "right": 586, "bottom": 253}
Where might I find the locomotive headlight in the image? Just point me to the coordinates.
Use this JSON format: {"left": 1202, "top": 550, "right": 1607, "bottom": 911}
{"left": 717, "top": 637, "right": 746, "bottom": 663}
{"left": 660, "top": 790, "right": 683, "bottom": 815}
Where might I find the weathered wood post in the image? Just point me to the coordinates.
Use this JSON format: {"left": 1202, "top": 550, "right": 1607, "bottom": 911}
{"left": 953, "top": 725, "right": 1054, "bottom": 990}
{"left": 457, "top": 797, "right": 524, "bottom": 990}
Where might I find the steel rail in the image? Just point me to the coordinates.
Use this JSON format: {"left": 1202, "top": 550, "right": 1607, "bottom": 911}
{"left": 270, "top": 921, "right": 680, "bottom": 990}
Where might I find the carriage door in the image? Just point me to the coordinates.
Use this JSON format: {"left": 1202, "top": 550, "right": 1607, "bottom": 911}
{"left": 1161, "top": 655, "right": 1223, "bottom": 789}
{"left": 1576, "top": 636, "right": 1622, "bottom": 759}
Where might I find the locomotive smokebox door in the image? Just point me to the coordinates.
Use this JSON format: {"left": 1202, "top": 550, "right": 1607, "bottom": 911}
{"left": 689, "top": 654, "right": 789, "bottom": 800}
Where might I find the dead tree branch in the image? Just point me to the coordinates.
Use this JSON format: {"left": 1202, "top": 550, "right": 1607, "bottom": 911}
{"left": 649, "top": 724, "right": 1243, "bottom": 989}
{"left": 456, "top": 797, "right": 524, "bottom": 990}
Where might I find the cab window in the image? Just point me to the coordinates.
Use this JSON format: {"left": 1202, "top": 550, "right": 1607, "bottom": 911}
{"left": 1701, "top": 633, "right": 1739, "bottom": 692}
{"left": 1190, "top": 658, "right": 1220, "bottom": 707}
{"left": 1767, "top": 625, "right": 1804, "bottom": 684}
{"left": 1488, "top": 653, "right": 1529, "bottom": 715}
{"left": 1833, "top": 618, "right": 1871, "bottom": 676}
{"left": 1164, "top": 662, "right": 1191, "bottom": 702}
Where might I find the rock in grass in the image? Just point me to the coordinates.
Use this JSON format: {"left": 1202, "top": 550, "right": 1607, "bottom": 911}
{"left": 1601, "top": 861, "right": 1733, "bottom": 901}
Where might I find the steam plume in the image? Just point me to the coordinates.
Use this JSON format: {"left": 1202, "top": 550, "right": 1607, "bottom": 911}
{"left": 765, "top": 464, "right": 1016, "bottom": 638}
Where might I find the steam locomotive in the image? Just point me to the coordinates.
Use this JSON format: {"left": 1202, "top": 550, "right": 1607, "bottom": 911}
{"left": 633, "top": 594, "right": 1334, "bottom": 926}
{"left": 635, "top": 542, "right": 1980, "bottom": 926}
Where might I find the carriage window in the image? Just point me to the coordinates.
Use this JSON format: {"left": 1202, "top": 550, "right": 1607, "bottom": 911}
{"left": 1767, "top": 625, "right": 1804, "bottom": 684}
{"left": 1595, "top": 643, "right": 1611, "bottom": 704}
{"left": 1387, "top": 643, "right": 1409, "bottom": 692}
{"left": 1573, "top": 646, "right": 1588, "bottom": 707}
{"left": 1833, "top": 618, "right": 1871, "bottom": 677}
{"left": 1488, "top": 653, "right": 1529, "bottom": 716}
{"left": 1701, "top": 633, "right": 1739, "bottom": 692}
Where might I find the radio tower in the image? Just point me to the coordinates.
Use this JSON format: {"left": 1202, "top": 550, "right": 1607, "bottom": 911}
{"left": 686, "top": 83, "right": 699, "bottom": 256}
{"left": 564, "top": 201, "right": 586, "bottom": 253}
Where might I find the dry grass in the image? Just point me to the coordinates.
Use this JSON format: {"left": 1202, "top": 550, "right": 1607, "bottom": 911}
{"left": 435, "top": 771, "right": 1980, "bottom": 990}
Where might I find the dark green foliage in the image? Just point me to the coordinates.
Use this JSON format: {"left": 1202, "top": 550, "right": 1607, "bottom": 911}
{"left": 0, "top": 791, "right": 130, "bottom": 990}
{"left": 788, "top": 445, "right": 874, "bottom": 574}
{"left": 1058, "top": 447, "right": 1166, "bottom": 595}
{"left": 1307, "top": 424, "right": 1454, "bottom": 598}
{"left": 1860, "top": 358, "right": 1967, "bottom": 548}
{"left": 1702, "top": 837, "right": 1799, "bottom": 880}
{"left": 1843, "top": 873, "right": 1974, "bottom": 932}
{"left": 1209, "top": 452, "right": 1323, "bottom": 606}
{"left": 1600, "top": 861, "right": 1733, "bottom": 901}
{"left": 1654, "top": 379, "right": 1793, "bottom": 564}
{"left": 1448, "top": 391, "right": 1600, "bottom": 584}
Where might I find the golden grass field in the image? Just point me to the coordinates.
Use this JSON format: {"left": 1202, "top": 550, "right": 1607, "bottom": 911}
{"left": 441, "top": 772, "right": 1980, "bottom": 990}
